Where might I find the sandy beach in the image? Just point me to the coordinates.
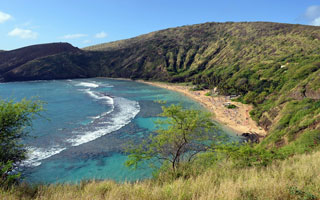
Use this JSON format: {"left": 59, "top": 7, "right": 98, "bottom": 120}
{"left": 139, "top": 81, "right": 266, "bottom": 136}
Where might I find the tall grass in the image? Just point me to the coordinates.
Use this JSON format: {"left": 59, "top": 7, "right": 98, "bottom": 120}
{"left": 2, "top": 150, "right": 320, "bottom": 200}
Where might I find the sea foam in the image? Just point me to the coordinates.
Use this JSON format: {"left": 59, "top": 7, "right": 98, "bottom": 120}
{"left": 67, "top": 96, "right": 140, "bottom": 146}
{"left": 84, "top": 89, "right": 114, "bottom": 106}
{"left": 75, "top": 82, "right": 100, "bottom": 88}
{"left": 24, "top": 146, "right": 66, "bottom": 167}
{"left": 24, "top": 87, "right": 139, "bottom": 167}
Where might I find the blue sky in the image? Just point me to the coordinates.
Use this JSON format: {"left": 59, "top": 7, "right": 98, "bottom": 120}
{"left": 1, "top": 0, "right": 320, "bottom": 50}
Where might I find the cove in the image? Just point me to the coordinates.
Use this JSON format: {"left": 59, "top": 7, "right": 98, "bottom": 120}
{"left": 0, "top": 78, "right": 240, "bottom": 183}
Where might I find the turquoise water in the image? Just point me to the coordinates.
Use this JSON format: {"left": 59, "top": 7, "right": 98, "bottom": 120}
{"left": 0, "top": 78, "right": 239, "bottom": 184}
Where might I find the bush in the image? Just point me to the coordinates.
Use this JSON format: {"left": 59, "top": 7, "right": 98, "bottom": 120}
{"left": 217, "top": 143, "right": 285, "bottom": 167}
{"left": 226, "top": 104, "right": 237, "bottom": 109}
{"left": 126, "top": 104, "right": 217, "bottom": 174}
{"left": 0, "top": 98, "right": 44, "bottom": 188}
{"left": 0, "top": 161, "right": 20, "bottom": 188}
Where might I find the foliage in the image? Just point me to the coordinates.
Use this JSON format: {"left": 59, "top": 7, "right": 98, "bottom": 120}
{"left": 0, "top": 161, "right": 20, "bottom": 189}
{"left": 259, "top": 99, "right": 320, "bottom": 151}
{"left": 0, "top": 98, "right": 44, "bottom": 187}
{"left": 226, "top": 104, "right": 237, "bottom": 109}
{"left": 126, "top": 104, "right": 217, "bottom": 173}
{"left": 217, "top": 143, "right": 285, "bottom": 167}
{"left": 289, "top": 186, "right": 318, "bottom": 200}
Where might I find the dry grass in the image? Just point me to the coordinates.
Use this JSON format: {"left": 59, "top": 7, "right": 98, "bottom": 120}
{"left": 2, "top": 151, "right": 320, "bottom": 200}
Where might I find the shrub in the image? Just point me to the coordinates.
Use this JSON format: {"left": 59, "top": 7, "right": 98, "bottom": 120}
{"left": 0, "top": 98, "right": 44, "bottom": 188}
{"left": 226, "top": 104, "right": 237, "bottom": 109}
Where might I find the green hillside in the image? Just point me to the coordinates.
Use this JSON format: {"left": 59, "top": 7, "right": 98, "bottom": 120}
{"left": 84, "top": 22, "right": 320, "bottom": 152}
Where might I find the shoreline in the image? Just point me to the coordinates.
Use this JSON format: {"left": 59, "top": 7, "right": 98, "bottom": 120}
{"left": 138, "top": 80, "right": 266, "bottom": 136}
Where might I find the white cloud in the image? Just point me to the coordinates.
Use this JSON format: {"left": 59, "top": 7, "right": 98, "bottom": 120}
{"left": 304, "top": 5, "right": 320, "bottom": 26}
{"left": 311, "top": 17, "right": 320, "bottom": 26}
{"left": 8, "top": 28, "right": 38, "bottom": 39}
{"left": 95, "top": 31, "right": 107, "bottom": 39}
{"left": 0, "top": 11, "right": 12, "bottom": 23}
{"left": 61, "top": 33, "right": 87, "bottom": 39}
{"left": 305, "top": 6, "right": 320, "bottom": 19}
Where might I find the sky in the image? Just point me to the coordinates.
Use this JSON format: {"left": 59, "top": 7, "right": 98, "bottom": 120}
{"left": 1, "top": 0, "right": 320, "bottom": 50}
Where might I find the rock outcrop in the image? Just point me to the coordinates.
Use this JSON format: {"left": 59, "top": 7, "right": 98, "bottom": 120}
{"left": 241, "top": 132, "right": 264, "bottom": 143}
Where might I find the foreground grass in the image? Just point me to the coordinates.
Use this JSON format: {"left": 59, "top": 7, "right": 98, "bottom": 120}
{"left": 2, "top": 151, "right": 320, "bottom": 200}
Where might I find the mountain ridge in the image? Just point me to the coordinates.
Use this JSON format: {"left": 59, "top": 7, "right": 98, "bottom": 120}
{"left": 0, "top": 42, "right": 82, "bottom": 81}
{"left": 83, "top": 21, "right": 320, "bottom": 52}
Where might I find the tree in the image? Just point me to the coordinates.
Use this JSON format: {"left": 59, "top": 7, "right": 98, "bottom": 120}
{"left": 126, "top": 104, "right": 217, "bottom": 173}
{"left": 0, "top": 98, "right": 43, "bottom": 187}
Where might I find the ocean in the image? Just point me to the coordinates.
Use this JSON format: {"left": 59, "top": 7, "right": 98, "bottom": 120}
{"left": 0, "top": 78, "right": 239, "bottom": 183}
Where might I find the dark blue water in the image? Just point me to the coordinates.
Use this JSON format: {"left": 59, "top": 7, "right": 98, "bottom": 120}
{"left": 0, "top": 78, "right": 239, "bottom": 183}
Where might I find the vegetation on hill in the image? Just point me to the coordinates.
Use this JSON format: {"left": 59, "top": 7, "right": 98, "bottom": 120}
{"left": 87, "top": 22, "right": 320, "bottom": 151}
{"left": 85, "top": 22, "right": 320, "bottom": 151}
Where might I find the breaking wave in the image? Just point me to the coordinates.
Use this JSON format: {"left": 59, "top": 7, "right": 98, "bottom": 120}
{"left": 24, "top": 82, "right": 139, "bottom": 167}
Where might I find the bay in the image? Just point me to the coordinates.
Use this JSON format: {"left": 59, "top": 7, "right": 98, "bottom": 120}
{"left": 0, "top": 78, "right": 239, "bottom": 183}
